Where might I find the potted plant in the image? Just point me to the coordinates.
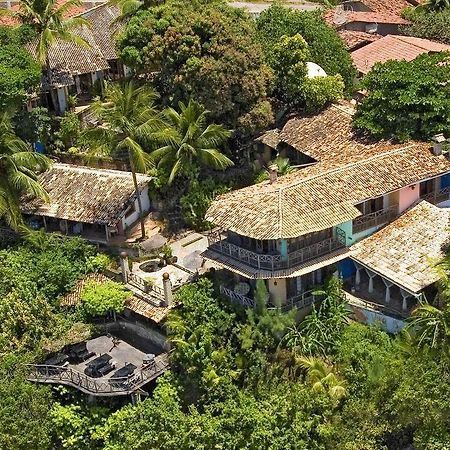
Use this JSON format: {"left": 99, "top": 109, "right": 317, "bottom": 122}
{"left": 162, "top": 244, "right": 177, "bottom": 265}
{"left": 143, "top": 278, "right": 154, "bottom": 293}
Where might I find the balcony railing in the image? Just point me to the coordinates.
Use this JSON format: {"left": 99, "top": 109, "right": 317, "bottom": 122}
{"left": 352, "top": 205, "right": 398, "bottom": 234}
{"left": 220, "top": 285, "right": 320, "bottom": 311}
{"left": 25, "top": 353, "right": 170, "bottom": 397}
{"left": 420, "top": 187, "right": 450, "bottom": 205}
{"left": 208, "top": 228, "right": 346, "bottom": 272}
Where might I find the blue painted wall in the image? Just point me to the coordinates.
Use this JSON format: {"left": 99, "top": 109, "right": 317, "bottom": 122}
{"left": 338, "top": 258, "right": 356, "bottom": 279}
{"left": 440, "top": 173, "right": 450, "bottom": 189}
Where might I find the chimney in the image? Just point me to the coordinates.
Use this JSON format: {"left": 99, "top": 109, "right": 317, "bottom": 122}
{"left": 162, "top": 272, "right": 173, "bottom": 307}
{"left": 268, "top": 164, "right": 278, "bottom": 184}
{"left": 120, "top": 251, "right": 129, "bottom": 283}
{"left": 432, "top": 133, "right": 446, "bottom": 156}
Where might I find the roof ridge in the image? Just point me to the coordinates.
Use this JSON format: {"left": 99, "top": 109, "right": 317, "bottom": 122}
{"left": 53, "top": 163, "right": 149, "bottom": 179}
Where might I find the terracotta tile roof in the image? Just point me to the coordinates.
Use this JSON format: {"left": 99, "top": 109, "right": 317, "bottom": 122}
{"left": 255, "top": 129, "right": 281, "bottom": 149}
{"left": 80, "top": 3, "right": 121, "bottom": 60}
{"left": 338, "top": 30, "right": 382, "bottom": 50}
{"left": 360, "top": 0, "right": 412, "bottom": 16}
{"left": 60, "top": 272, "right": 110, "bottom": 306}
{"left": 279, "top": 103, "right": 404, "bottom": 168}
{"left": 26, "top": 24, "right": 110, "bottom": 84}
{"left": 125, "top": 296, "right": 173, "bottom": 323}
{"left": 350, "top": 201, "right": 450, "bottom": 293}
{"left": 206, "top": 143, "right": 450, "bottom": 240}
{"left": 345, "top": 11, "right": 409, "bottom": 24}
{"left": 352, "top": 34, "right": 450, "bottom": 74}
{"left": 21, "top": 163, "right": 151, "bottom": 225}
{"left": 60, "top": 271, "right": 172, "bottom": 322}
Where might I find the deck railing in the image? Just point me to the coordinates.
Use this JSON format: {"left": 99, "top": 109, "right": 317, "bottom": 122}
{"left": 26, "top": 353, "right": 170, "bottom": 396}
{"left": 352, "top": 206, "right": 398, "bottom": 234}
{"left": 220, "top": 285, "right": 255, "bottom": 308}
{"left": 420, "top": 187, "right": 450, "bottom": 205}
{"left": 220, "top": 285, "right": 320, "bottom": 311}
{"left": 208, "top": 229, "right": 346, "bottom": 272}
{"left": 128, "top": 272, "right": 165, "bottom": 299}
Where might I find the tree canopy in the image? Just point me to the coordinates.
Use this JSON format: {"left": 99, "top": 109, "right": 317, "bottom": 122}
{"left": 256, "top": 5, "right": 356, "bottom": 95}
{"left": 353, "top": 52, "right": 450, "bottom": 141}
{"left": 402, "top": 8, "right": 450, "bottom": 44}
{"left": 0, "top": 26, "right": 41, "bottom": 111}
{"left": 117, "top": 0, "right": 274, "bottom": 134}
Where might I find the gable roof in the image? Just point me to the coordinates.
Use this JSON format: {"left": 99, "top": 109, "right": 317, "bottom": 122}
{"left": 352, "top": 34, "right": 450, "bottom": 74}
{"left": 80, "top": 3, "right": 121, "bottom": 60}
{"left": 350, "top": 201, "right": 450, "bottom": 293}
{"left": 21, "top": 163, "right": 151, "bottom": 225}
{"left": 278, "top": 103, "right": 404, "bottom": 169}
{"left": 26, "top": 24, "right": 110, "bottom": 86}
{"left": 206, "top": 144, "right": 450, "bottom": 240}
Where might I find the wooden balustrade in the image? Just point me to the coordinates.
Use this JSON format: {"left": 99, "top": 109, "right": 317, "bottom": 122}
{"left": 352, "top": 206, "right": 398, "bottom": 234}
{"left": 26, "top": 353, "right": 170, "bottom": 396}
{"left": 208, "top": 234, "right": 345, "bottom": 272}
{"left": 420, "top": 187, "right": 450, "bottom": 205}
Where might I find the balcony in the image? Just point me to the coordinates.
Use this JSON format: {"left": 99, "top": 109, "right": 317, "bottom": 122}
{"left": 352, "top": 205, "right": 398, "bottom": 234}
{"left": 207, "top": 229, "right": 346, "bottom": 272}
{"left": 219, "top": 285, "right": 321, "bottom": 311}
{"left": 420, "top": 187, "right": 450, "bottom": 205}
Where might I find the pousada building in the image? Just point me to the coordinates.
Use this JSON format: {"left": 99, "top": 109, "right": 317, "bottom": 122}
{"left": 202, "top": 103, "right": 450, "bottom": 331}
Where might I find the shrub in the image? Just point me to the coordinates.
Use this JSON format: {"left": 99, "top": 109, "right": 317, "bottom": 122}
{"left": 180, "top": 179, "right": 230, "bottom": 231}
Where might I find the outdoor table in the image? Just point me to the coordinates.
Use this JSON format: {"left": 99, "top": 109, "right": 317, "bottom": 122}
{"left": 110, "top": 363, "right": 137, "bottom": 381}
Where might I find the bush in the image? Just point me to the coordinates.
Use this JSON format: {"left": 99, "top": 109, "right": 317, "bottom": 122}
{"left": 180, "top": 179, "right": 230, "bottom": 231}
{"left": 302, "top": 74, "right": 345, "bottom": 112}
{"left": 78, "top": 280, "right": 130, "bottom": 318}
{"left": 57, "top": 112, "right": 81, "bottom": 149}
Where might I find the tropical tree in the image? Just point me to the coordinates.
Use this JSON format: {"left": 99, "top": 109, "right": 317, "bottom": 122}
{"left": 406, "top": 300, "right": 450, "bottom": 354}
{"left": 84, "top": 81, "right": 164, "bottom": 238}
{"left": 152, "top": 100, "right": 233, "bottom": 184}
{"left": 9, "top": 0, "right": 90, "bottom": 111}
{"left": 297, "top": 356, "right": 347, "bottom": 401}
{"left": 0, "top": 112, "right": 50, "bottom": 230}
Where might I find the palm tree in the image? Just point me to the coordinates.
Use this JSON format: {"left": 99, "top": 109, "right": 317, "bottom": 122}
{"left": 297, "top": 356, "right": 347, "bottom": 401}
{"left": 406, "top": 300, "right": 450, "bottom": 352}
{"left": 84, "top": 80, "right": 164, "bottom": 239}
{"left": 108, "top": 0, "right": 160, "bottom": 22}
{"left": 152, "top": 100, "right": 233, "bottom": 184}
{"left": 0, "top": 112, "right": 50, "bottom": 230}
{"left": 10, "top": 0, "right": 90, "bottom": 111}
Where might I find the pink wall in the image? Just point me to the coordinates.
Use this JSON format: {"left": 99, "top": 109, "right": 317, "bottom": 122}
{"left": 399, "top": 184, "right": 420, "bottom": 213}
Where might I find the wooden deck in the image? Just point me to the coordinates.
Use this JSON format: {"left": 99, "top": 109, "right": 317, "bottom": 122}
{"left": 26, "top": 353, "right": 170, "bottom": 397}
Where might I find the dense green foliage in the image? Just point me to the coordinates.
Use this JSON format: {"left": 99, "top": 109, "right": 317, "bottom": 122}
{"left": 152, "top": 100, "right": 233, "bottom": 184}
{"left": 0, "top": 234, "right": 109, "bottom": 449}
{"left": 402, "top": 8, "right": 450, "bottom": 44}
{"left": 118, "top": 0, "right": 274, "bottom": 133}
{"left": 256, "top": 5, "right": 356, "bottom": 95}
{"left": 353, "top": 52, "right": 450, "bottom": 141}
{"left": 180, "top": 179, "right": 229, "bottom": 231}
{"left": 0, "top": 112, "right": 50, "bottom": 230}
{"left": 79, "top": 280, "right": 129, "bottom": 318}
{"left": 0, "top": 26, "right": 41, "bottom": 110}
{"left": 269, "top": 33, "right": 344, "bottom": 110}
{"left": 0, "top": 234, "right": 102, "bottom": 351}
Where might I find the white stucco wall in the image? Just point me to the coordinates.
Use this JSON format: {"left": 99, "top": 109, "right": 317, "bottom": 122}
{"left": 349, "top": 304, "right": 406, "bottom": 333}
{"left": 121, "top": 186, "right": 151, "bottom": 230}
